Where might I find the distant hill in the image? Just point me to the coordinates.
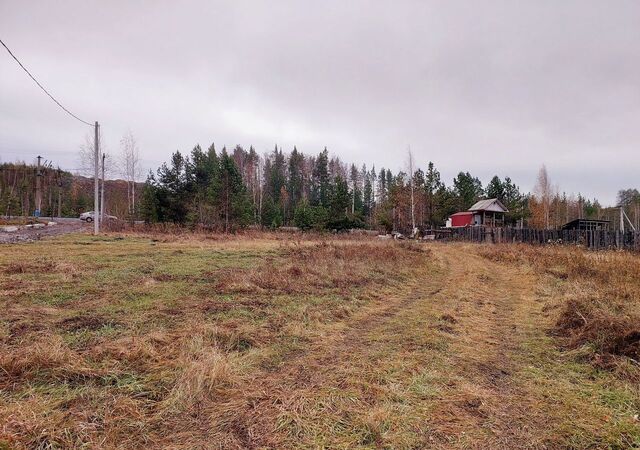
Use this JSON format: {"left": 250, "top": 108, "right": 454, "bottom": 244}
{"left": 0, "top": 162, "right": 144, "bottom": 218}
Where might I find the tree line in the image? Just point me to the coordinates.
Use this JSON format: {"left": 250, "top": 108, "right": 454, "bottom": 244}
{"left": 3, "top": 145, "right": 637, "bottom": 233}
{"left": 0, "top": 145, "right": 640, "bottom": 233}
{"left": 141, "top": 144, "right": 634, "bottom": 233}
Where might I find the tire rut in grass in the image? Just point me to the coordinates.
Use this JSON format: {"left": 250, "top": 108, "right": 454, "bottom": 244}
{"left": 425, "top": 246, "right": 549, "bottom": 447}
{"left": 218, "top": 259, "right": 446, "bottom": 448}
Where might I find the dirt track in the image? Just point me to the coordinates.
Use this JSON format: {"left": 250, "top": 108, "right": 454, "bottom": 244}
{"left": 0, "top": 220, "right": 87, "bottom": 244}
{"left": 183, "top": 243, "right": 635, "bottom": 449}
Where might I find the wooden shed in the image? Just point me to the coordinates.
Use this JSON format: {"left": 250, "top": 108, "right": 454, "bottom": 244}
{"left": 468, "top": 199, "right": 509, "bottom": 227}
{"left": 561, "top": 219, "right": 610, "bottom": 231}
{"left": 447, "top": 198, "right": 509, "bottom": 228}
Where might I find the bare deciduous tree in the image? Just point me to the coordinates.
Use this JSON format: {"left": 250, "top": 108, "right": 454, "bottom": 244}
{"left": 119, "top": 130, "right": 141, "bottom": 218}
{"left": 533, "top": 164, "right": 552, "bottom": 228}
{"left": 78, "top": 131, "right": 113, "bottom": 219}
{"left": 78, "top": 129, "right": 114, "bottom": 176}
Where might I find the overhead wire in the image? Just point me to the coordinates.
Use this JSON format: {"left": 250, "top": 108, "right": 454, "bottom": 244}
{"left": 0, "top": 38, "right": 93, "bottom": 127}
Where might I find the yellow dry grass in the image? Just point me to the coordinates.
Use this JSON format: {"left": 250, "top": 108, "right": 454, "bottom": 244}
{"left": 0, "top": 234, "right": 638, "bottom": 449}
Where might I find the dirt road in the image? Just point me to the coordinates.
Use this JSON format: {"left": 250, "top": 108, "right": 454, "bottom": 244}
{"left": 195, "top": 243, "right": 636, "bottom": 449}
{"left": 0, "top": 219, "right": 87, "bottom": 244}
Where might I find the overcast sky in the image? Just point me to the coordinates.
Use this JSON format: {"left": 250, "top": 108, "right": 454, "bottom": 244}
{"left": 1, "top": 1, "right": 638, "bottom": 205}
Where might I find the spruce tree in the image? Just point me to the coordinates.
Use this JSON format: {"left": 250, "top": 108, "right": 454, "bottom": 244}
{"left": 486, "top": 176, "right": 505, "bottom": 201}
{"left": 216, "top": 148, "right": 251, "bottom": 231}
{"left": 288, "top": 146, "right": 304, "bottom": 215}
{"left": 312, "top": 148, "right": 329, "bottom": 207}
{"left": 453, "top": 172, "right": 484, "bottom": 210}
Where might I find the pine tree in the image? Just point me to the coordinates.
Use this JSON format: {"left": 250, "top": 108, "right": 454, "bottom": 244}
{"left": 270, "top": 146, "right": 286, "bottom": 203}
{"left": 156, "top": 151, "right": 189, "bottom": 223}
{"left": 215, "top": 148, "right": 251, "bottom": 231}
{"left": 140, "top": 170, "right": 160, "bottom": 223}
{"left": 349, "top": 164, "right": 362, "bottom": 215}
{"left": 363, "top": 170, "right": 373, "bottom": 220}
{"left": 312, "top": 148, "right": 329, "bottom": 207}
{"left": 293, "top": 199, "right": 313, "bottom": 230}
{"left": 453, "top": 172, "right": 483, "bottom": 210}
{"left": 485, "top": 176, "right": 505, "bottom": 201}
{"left": 261, "top": 195, "right": 282, "bottom": 228}
{"left": 288, "top": 146, "right": 304, "bottom": 218}
{"left": 328, "top": 175, "right": 352, "bottom": 229}
{"left": 502, "top": 177, "right": 526, "bottom": 225}
{"left": 188, "top": 143, "right": 218, "bottom": 224}
{"left": 424, "top": 162, "right": 442, "bottom": 226}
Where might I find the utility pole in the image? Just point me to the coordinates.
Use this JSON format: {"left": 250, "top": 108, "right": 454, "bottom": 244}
{"left": 57, "top": 168, "right": 62, "bottom": 218}
{"left": 94, "top": 121, "right": 99, "bottom": 235}
{"left": 35, "top": 155, "right": 42, "bottom": 218}
{"left": 620, "top": 206, "right": 625, "bottom": 233}
{"left": 101, "top": 152, "right": 105, "bottom": 227}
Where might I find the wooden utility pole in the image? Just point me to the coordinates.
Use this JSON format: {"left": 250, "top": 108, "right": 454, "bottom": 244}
{"left": 35, "top": 155, "right": 42, "bottom": 217}
{"left": 94, "top": 121, "right": 99, "bottom": 235}
{"left": 57, "top": 169, "right": 63, "bottom": 218}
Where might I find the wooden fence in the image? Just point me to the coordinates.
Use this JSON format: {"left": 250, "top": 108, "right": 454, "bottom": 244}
{"left": 436, "top": 227, "right": 640, "bottom": 251}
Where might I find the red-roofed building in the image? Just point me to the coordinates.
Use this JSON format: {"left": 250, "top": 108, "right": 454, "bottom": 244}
{"left": 446, "top": 198, "right": 509, "bottom": 228}
{"left": 449, "top": 211, "right": 474, "bottom": 227}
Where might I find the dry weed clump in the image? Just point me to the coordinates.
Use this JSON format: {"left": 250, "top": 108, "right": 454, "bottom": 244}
{"left": 0, "top": 335, "right": 96, "bottom": 384}
{"left": 556, "top": 297, "right": 639, "bottom": 359}
{"left": 0, "top": 397, "right": 76, "bottom": 450}
{"left": 2, "top": 260, "right": 55, "bottom": 274}
{"left": 162, "top": 329, "right": 234, "bottom": 414}
{"left": 213, "top": 241, "right": 425, "bottom": 295}
{"left": 90, "top": 331, "right": 179, "bottom": 373}
{"left": 103, "top": 222, "right": 383, "bottom": 244}
{"left": 2, "top": 259, "right": 84, "bottom": 282}
{"left": 479, "top": 245, "right": 640, "bottom": 373}
{"left": 0, "top": 389, "right": 151, "bottom": 449}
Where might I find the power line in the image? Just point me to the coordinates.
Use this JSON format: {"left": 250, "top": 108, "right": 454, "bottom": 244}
{"left": 0, "top": 38, "right": 93, "bottom": 127}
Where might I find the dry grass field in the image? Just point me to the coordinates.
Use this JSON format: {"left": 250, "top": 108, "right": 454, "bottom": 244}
{"left": 0, "top": 233, "right": 638, "bottom": 449}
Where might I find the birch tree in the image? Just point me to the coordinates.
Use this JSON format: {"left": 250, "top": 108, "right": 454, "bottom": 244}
{"left": 533, "top": 164, "right": 552, "bottom": 228}
{"left": 119, "top": 130, "right": 142, "bottom": 218}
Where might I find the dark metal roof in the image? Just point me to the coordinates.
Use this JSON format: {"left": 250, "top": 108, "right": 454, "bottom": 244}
{"left": 561, "top": 218, "right": 611, "bottom": 230}
{"left": 468, "top": 198, "right": 509, "bottom": 213}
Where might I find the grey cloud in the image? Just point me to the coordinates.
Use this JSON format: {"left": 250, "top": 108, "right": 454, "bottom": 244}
{"left": 1, "top": 0, "right": 638, "bottom": 204}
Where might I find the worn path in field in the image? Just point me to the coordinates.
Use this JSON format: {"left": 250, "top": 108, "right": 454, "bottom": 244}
{"left": 422, "top": 244, "right": 550, "bottom": 447}
{"left": 169, "top": 244, "right": 628, "bottom": 449}
{"left": 204, "top": 244, "right": 542, "bottom": 449}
